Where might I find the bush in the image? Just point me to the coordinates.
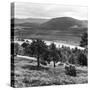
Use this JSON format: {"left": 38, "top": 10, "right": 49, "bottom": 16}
{"left": 40, "top": 61, "right": 47, "bottom": 66}
{"left": 13, "top": 43, "right": 20, "bottom": 56}
{"left": 68, "top": 54, "right": 76, "bottom": 64}
{"left": 80, "top": 32, "right": 88, "bottom": 47}
{"left": 41, "top": 49, "right": 51, "bottom": 64}
{"left": 21, "top": 42, "right": 29, "bottom": 48}
{"left": 65, "top": 64, "right": 76, "bottom": 76}
{"left": 77, "top": 52, "right": 87, "bottom": 66}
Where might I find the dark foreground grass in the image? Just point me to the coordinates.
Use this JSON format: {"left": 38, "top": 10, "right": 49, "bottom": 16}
{"left": 12, "top": 56, "right": 88, "bottom": 88}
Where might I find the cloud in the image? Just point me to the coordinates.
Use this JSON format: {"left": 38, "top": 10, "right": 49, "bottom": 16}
{"left": 14, "top": 2, "right": 88, "bottom": 20}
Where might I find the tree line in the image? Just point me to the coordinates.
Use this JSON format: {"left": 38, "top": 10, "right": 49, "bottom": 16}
{"left": 13, "top": 32, "right": 88, "bottom": 68}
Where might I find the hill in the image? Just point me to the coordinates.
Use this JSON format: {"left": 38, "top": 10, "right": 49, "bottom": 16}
{"left": 12, "top": 17, "right": 88, "bottom": 45}
{"left": 40, "top": 17, "right": 87, "bottom": 30}
{"left": 12, "top": 18, "right": 49, "bottom": 24}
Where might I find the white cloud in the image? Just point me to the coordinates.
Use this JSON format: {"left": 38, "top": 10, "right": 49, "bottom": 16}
{"left": 14, "top": 2, "right": 88, "bottom": 20}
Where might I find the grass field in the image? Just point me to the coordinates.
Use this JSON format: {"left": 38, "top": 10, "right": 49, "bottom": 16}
{"left": 12, "top": 56, "right": 88, "bottom": 88}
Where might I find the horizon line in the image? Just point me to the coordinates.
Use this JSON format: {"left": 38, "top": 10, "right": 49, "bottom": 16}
{"left": 11, "top": 16, "right": 88, "bottom": 20}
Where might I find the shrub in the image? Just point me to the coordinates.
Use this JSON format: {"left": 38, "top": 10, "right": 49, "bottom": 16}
{"left": 65, "top": 64, "right": 76, "bottom": 76}
{"left": 77, "top": 52, "right": 87, "bottom": 66}
{"left": 49, "top": 43, "right": 60, "bottom": 67}
{"left": 41, "top": 49, "right": 51, "bottom": 64}
{"left": 80, "top": 32, "right": 88, "bottom": 47}
{"left": 68, "top": 54, "right": 76, "bottom": 64}
{"left": 21, "top": 42, "right": 29, "bottom": 48}
{"left": 40, "top": 61, "right": 47, "bottom": 66}
{"left": 13, "top": 43, "right": 20, "bottom": 56}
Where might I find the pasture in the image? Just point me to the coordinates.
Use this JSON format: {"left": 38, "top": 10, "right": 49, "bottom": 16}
{"left": 12, "top": 56, "right": 88, "bottom": 88}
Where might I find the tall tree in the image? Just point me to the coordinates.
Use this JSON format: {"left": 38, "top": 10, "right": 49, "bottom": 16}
{"left": 49, "top": 43, "right": 60, "bottom": 67}
{"left": 41, "top": 49, "right": 52, "bottom": 64}
{"left": 14, "top": 43, "right": 20, "bottom": 56}
{"left": 21, "top": 42, "right": 29, "bottom": 49}
{"left": 21, "top": 42, "right": 30, "bottom": 56}
{"left": 30, "top": 39, "right": 48, "bottom": 67}
{"left": 80, "top": 32, "right": 88, "bottom": 47}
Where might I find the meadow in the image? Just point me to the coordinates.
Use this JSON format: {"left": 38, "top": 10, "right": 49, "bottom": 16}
{"left": 12, "top": 56, "right": 88, "bottom": 88}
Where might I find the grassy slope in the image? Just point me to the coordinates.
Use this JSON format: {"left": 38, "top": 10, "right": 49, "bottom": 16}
{"left": 14, "top": 27, "right": 87, "bottom": 45}
{"left": 15, "top": 29, "right": 81, "bottom": 45}
{"left": 13, "top": 17, "right": 88, "bottom": 45}
{"left": 12, "top": 56, "right": 88, "bottom": 88}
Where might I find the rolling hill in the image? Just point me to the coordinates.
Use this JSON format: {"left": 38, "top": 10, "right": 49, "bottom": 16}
{"left": 12, "top": 18, "right": 49, "bottom": 24}
{"left": 12, "top": 17, "right": 88, "bottom": 45}
{"left": 40, "top": 17, "right": 87, "bottom": 30}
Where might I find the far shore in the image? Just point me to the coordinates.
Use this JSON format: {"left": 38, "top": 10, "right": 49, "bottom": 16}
{"left": 14, "top": 38, "right": 85, "bottom": 50}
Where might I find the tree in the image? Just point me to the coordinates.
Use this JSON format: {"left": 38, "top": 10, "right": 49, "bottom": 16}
{"left": 41, "top": 49, "right": 51, "bottom": 64}
{"left": 68, "top": 54, "right": 76, "bottom": 64}
{"left": 21, "top": 42, "right": 29, "bottom": 49}
{"left": 80, "top": 32, "right": 88, "bottom": 47}
{"left": 65, "top": 64, "right": 76, "bottom": 76}
{"left": 77, "top": 52, "right": 87, "bottom": 66}
{"left": 14, "top": 43, "right": 20, "bottom": 56}
{"left": 21, "top": 42, "right": 30, "bottom": 56}
{"left": 57, "top": 49, "right": 62, "bottom": 62}
{"left": 49, "top": 43, "right": 60, "bottom": 67}
{"left": 30, "top": 39, "right": 48, "bottom": 67}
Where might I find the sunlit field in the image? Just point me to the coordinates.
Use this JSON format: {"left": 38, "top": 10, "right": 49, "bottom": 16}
{"left": 11, "top": 56, "right": 88, "bottom": 88}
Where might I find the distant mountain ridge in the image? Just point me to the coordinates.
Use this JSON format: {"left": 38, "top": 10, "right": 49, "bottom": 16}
{"left": 12, "top": 17, "right": 88, "bottom": 30}
{"left": 12, "top": 17, "right": 88, "bottom": 45}
{"left": 12, "top": 18, "right": 49, "bottom": 24}
{"left": 40, "top": 17, "right": 88, "bottom": 30}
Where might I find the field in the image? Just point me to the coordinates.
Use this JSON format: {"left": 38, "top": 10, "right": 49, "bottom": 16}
{"left": 14, "top": 28, "right": 83, "bottom": 46}
{"left": 12, "top": 56, "right": 88, "bottom": 88}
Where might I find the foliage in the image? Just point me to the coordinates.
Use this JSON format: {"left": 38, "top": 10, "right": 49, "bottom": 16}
{"left": 14, "top": 43, "right": 20, "bottom": 56}
{"left": 68, "top": 54, "right": 76, "bottom": 64}
{"left": 19, "top": 39, "right": 88, "bottom": 67}
{"left": 21, "top": 42, "right": 31, "bottom": 56}
{"left": 29, "top": 39, "right": 48, "bottom": 67}
{"left": 77, "top": 52, "right": 87, "bottom": 66}
{"left": 40, "top": 60, "right": 47, "bottom": 66}
{"left": 80, "top": 32, "right": 88, "bottom": 47}
{"left": 21, "top": 42, "right": 29, "bottom": 48}
{"left": 41, "top": 49, "right": 51, "bottom": 64}
{"left": 13, "top": 56, "right": 88, "bottom": 87}
{"left": 65, "top": 64, "right": 76, "bottom": 76}
{"left": 49, "top": 43, "right": 60, "bottom": 67}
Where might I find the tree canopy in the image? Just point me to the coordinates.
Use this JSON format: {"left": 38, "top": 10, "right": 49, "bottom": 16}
{"left": 30, "top": 39, "right": 48, "bottom": 67}
{"left": 80, "top": 32, "right": 88, "bottom": 47}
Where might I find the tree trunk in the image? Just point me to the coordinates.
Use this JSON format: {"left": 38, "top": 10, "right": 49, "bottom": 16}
{"left": 54, "top": 61, "right": 56, "bottom": 67}
{"left": 37, "top": 55, "right": 40, "bottom": 67}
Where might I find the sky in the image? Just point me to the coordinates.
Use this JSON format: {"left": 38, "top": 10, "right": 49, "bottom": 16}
{"left": 13, "top": 2, "right": 88, "bottom": 20}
